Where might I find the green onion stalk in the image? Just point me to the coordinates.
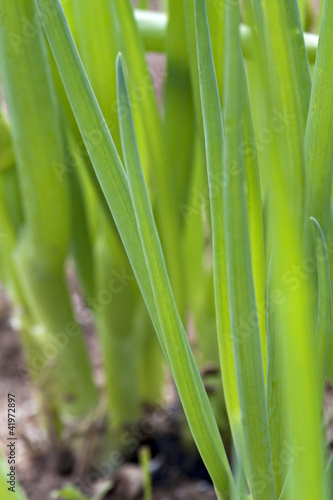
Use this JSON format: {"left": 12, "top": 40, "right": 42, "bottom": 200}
{"left": 134, "top": 9, "right": 319, "bottom": 64}
{"left": 0, "top": 0, "right": 98, "bottom": 424}
{"left": 165, "top": 0, "right": 228, "bottom": 435}
{"left": 222, "top": 1, "right": 274, "bottom": 497}
{"left": 254, "top": 0, "right": 325, "bottom": 498}
{"left": 194, "top": 0, "right": 243, "bottom": 464}
{"left": 2, "top": 1, "right": 333, "bottom": 499}
{"left": 0, "top": 108, "right": 52, "bottom": 423}
{"left": 304, "top": 0, "right": 333, "bottom": 384}
{"left": 111, "top": 0, "right": 187, "bottom": 321}
{"left": 34, "top": 0, "right": 236, "bottom": 495}
{"left": 60, "top": 0, "right": 164, "bottom": 431}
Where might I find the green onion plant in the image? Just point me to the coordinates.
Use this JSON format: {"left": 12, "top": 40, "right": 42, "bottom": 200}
{"left": 1, "top": 0, "right": 333, "bottom": 499}
{"left": 0, "top": 0, "right": 98, "bottom": 426}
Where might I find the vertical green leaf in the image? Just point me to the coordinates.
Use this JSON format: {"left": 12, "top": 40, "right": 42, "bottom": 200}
{"left": 325, "top": 452, "right": 333, "bottom": 500}
{"left": 256, "top": 1, "right": 325, "bottom": 495}
{"left": 310, "top": 217, "right": 332, "bottom": 398}
{"left": 70, "top": 0, "right": 121, "bottom": 151}
{"left": 304, "top": 0, "right": 333, "bottom": 385}
{"left": 194, "top": 0, "right": 240, "bottom": 449}
{"left": 281, "top": 0, "right": 312, "bottom": 127}
{"left": 33, "top": 0, "right": 161, "bottom": 340}
{"left": 111, "top": 0, "right": 186, "bottom": 317}
{"left": 305, "top": 0, "right": 333, "bottom": 237}
{"left": 134, "top": 10, "right": 166, "bottom": 53}
{"left": 0, "top": 110, "right": 15, "bottom": 171}
{"left": 116, "top": 53, "right": 233, "bottom": 498}
{"left": 164, "top": 0, "right": 194, "bottom": 213}
{"left": 222, "top": 0, "right": 274, "bottom": 498}
{"left": 0, "top": 0, "right": 98, "bottom": 418}
{"left": 241, "top": 69, "right": 267, "bottom": 379}
{"left": 260, "top": 0, "right": 306, "bottom": 232}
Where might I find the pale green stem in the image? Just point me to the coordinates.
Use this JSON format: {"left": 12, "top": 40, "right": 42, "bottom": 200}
{"left": 134, "top": 9, "right": 319, "bottom": 63}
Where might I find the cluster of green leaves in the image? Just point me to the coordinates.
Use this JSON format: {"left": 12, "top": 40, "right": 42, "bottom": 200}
{"left": 0, "top": 0, "right": 333, "bottom": 499}
{"left": 0, "top": 0, "right": 167, "bottom": 441}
